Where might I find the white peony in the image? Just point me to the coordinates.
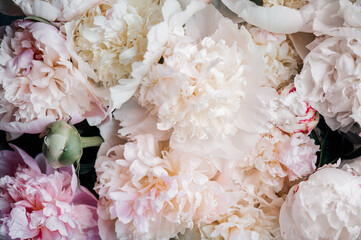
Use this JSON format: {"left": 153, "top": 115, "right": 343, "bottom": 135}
{"left": 138, "top": 3, "right": 277, "bottom": 164}
{"left": 64, "top": 0, "right": 166, "bottom": 109}
{"left": 12, "top": 0, "right": 100, "bottom": 22}
{"left": 248, "top": 27, "right": 302, "bottom": 88}
{"left": 295, "top": 36, "right": 361, "bottom": 132}
{"left": 301, "top": 0, "right": 361, "bottom": 38}
{"left": 279, "top": 168, "right": 361, "bottom": 240}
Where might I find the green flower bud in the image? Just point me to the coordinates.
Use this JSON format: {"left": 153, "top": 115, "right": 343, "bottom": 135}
{"left": 41, "top": 121, "right": 83, "bottom": 168}
{"left": 41, "top": 121, "right": 103, "bottom": 169}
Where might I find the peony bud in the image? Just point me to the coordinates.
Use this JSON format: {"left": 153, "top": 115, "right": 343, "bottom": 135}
{"left": 41, "top": 121, "right": 103, "bottom": 168}
{"left": 41, "top": 121, "right": 82, "bottom": 168}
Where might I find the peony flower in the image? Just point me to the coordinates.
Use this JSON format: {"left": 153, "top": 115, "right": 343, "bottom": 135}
{"left": 63, "top": 0, "right": 169, "bottom": 109}
{"left": 94, "top": 134, "right": 239, "bottom": 240}
{"left": 301, "top": 0, "right": 361, "bottom": 38}
{"left": 0, "top": 20, "right": 105, "bottom": 136}
{"left": 279, "top": 168, "right": 361, "bottom": 240}
{"left": 274, "top": 83, "right": 319, "bottom": 134}
{"left": 294, "top": 36, "right": 361, "bottom": 132}
{"left": 138, "top": 3, "right": 277, "bottom": 163}
{"left": 220, "top": 0, "right": 306, "bottom": 34}
{"left": 113, "top": 97, "right": 172, "bottom": 141}
{"left": 277, "top": 132, "right": 318, "bottom": 181}
{"left": 12, "top": 0, "right": 101, "bottom": 22}
{"left": 342, "top": 157, "right": 361, "bottom": 176}
{"left": 263, "top": 0, "right": 308, "bottom": 9}
{"left": 199, "top": 192, "right": 282, "bottom": 240}
{"left": 248, "top": 27, "right": 302, "bottom": 88}
{"left": 0, "top": 145, "right": 100, "bottom": 240}
{"left": 234, "top": 128, "right": 318, "bottom": 200}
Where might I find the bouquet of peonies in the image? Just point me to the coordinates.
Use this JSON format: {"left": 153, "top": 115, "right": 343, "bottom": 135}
{"left": 1, "top": 0, "right": 361, "bottom": 239}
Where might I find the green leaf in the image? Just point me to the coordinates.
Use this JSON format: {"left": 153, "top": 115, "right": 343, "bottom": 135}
{"left": 79, "top": 162, "right": 95, "bottom": 175}
{"left": 309, "top": 130, "right": 320, "bottom": 146}
{"left": 318, "top": 129, "right": 346, "bottom": 167}
{"left": 319, "top": 131, "right": 329, "bottom": 167}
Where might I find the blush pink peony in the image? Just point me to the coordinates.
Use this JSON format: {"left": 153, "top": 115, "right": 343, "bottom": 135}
{"left": 234, "top": 128, "right": 318, "bottom": 200}
{"left": 0, "top": 20, "right": 105, "bottom": 136}
{"left": 12, "top": 0, "right": 101, "bottom": 22}
{"left": 0, "top": 145, "right": 100, "bottom": 240}
{"left": 94, "top": 134, "right": 239, "bottom": 240}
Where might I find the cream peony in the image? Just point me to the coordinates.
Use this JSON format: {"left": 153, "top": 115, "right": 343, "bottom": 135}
{"left": 0, "top": 20, "right": 105, "bottom": 136}
{"left": 274, "top": 83, "right": 319, "bottom": 134}
{"left": 94, "top": 134, "right": 239, "bottom": 240}
{"left": 294, "top": 36, "right": 361, "bottom": 132}
{"left": 248, "top": 27, "right": 301, "bottom": 88}
{"left": 113, "top": 97, "right": 172, "bottom": 141}
{"left": 199, "top": 192, "right": 282, "bottom": 240}
{"left": 279, "top": 168, "right": 361, "bottom": 240}
{"left": 12, "top": 0, "right": 100, "bottom": 22}
{"left": 234, "top": 128, "right": 318, "bottom": 200}
{"left": 64, "top": 0, "right": 167, "bottom": 109}
{"left": 138, "top": 3, "right": 277, "bottom": 164}
{"left": 302, "top": 0, "right": 361, "bottom": 38}
{"left": 263, "top": 0, "right": 308, "bottom": 9}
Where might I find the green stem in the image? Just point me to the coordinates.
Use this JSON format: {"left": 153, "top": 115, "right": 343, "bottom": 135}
{"left": 24, "top": 16, "right": 51, "bottom": 24}
{"left": 81, "top": 136, "right": 103, "bottom": 148}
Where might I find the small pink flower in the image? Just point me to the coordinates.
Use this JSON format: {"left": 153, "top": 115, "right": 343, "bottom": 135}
{"left": 0, "top": 145, "right": 100, "bottom": 239}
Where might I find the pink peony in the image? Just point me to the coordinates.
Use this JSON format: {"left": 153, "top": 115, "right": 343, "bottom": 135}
{"left": 94, "top": 134, "right": 239, "bottom": 239}
{"left": 278, "top": 133, "right": 319, "bottom": 181}
{"left": 235, "top": 128, "right": 318, "bottom": 200}
{"left": 12, "top": 0, "right": 101, "bottom": 22}
{"left": 0, "top": 20, "right": 105, "bottom": 137}
{"left": 0, "top": 145, "right": 100, "bottom": 240}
